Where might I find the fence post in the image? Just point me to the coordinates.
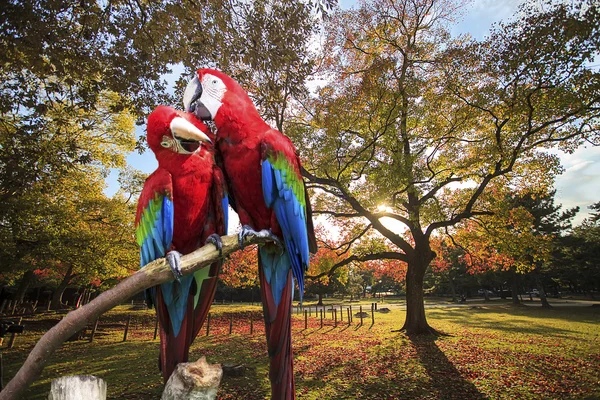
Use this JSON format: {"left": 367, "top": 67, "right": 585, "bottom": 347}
{"left": 349, "top": 305, "right": 353, "bottom": 322}
{"left": 8, "top": 317, "right": 23, "bottom": 348}
{"left": 347, "top": 308, "right": 351, "bottom": 325}
{"left": 371, "top": 305, "right": 375, "bottom": 325}
{"left": 340, "top": 305, "right": 343, "bottom": 322}
{"left": 304, "top": 310, "right": 308, "bottom": 330}
{"left": 122, "top": 315, "right": 131, "bottom": 342}
{"left": 229, "top": 314, "right": 233, "bottom": 335}
{"left": 89, "top": 319, "right": 99, "bottom": 343}
{"left": 334, "top": 309, "right": 337, "bottom": 328}
{"left": 359, "top": 306, "right": 363, "bottom": 326}
{"left": 320, "top": 310, "right": 323, "bottom": 328}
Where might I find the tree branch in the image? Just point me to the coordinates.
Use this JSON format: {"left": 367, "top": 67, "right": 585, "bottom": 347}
{"left": 306, "top": 251, "right": 408, "bottom": 280}
{"left": 0, "top": 234, "right": 273, "bottom": 400}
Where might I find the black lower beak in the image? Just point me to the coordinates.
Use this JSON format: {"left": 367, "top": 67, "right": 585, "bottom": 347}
{"left": 190, "top": 101, "right": 212, "bottom": 121}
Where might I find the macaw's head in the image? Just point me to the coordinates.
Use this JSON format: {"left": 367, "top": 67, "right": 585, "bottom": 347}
{"left": 146, "top": 106, "right": 213, "bottom": 162}
{"left": 182, "top": 68, "right": 259, "bottom": 126}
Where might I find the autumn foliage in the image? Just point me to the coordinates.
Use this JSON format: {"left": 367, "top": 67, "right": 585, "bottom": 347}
{"left": 220, "top": 245, "right": 259, "bottom": 289}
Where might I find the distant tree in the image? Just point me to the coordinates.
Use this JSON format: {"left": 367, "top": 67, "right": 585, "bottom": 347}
{"left": 363, "top": 258, "right": 407, "bottom": 297}
{"left": 305, "top": 235, "right": 348, "bottom": 305}
{"left": 344, "top": 268, "right": 366, "bottom": 301}
{"left": 552, "top": 202, "right": 600, "bottom": 298}
{"left": 220, "top": 245, "right": 259, "bottom": 290}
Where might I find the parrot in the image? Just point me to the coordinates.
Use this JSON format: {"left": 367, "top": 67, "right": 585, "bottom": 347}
{"left": 135, "top": 105, "right": 228, "bottom": 382}
{"left": 183, "top": 69, "right": 317, "bottom": 399}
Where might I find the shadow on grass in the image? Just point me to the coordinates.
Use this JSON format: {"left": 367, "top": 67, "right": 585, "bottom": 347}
{"left": 408, "top": 334, "right": 487, "bottom": 400}
{"left": 428, "top": 306, "right": 599, "bottom": 337}
{"left": 3, "top": 333, "right": 270, "bottom": 400}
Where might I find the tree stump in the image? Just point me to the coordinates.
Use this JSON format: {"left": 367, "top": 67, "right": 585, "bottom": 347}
{"left": 161, "top": 357, "right": 222, "bottom": 400}
{"left": 48, "top": 375, "right": 106, "bottom": 400}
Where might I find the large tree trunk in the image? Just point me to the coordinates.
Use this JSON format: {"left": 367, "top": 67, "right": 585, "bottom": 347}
{"left": 401, "top": 247, "right": 436, "bottom": 335}
{"left": 14, "top": 270, "right": 35, "bottom": 304}
{"left": 511, "top": 272, "right": 520, "bottom": 305}
{"left": 317, "top": 293, "right": 323, "bottom": 306}
{"left": 535, "top": 276, "right": 551, "bottom": 308}
{"left": 448, "top": 275, "right": 457, "bottom": 303}
{"left": 51, "top": 265, "right": 74, "bottom": 310}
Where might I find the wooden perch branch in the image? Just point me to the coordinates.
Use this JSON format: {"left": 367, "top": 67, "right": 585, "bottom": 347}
{"left": 0, "top": 234, "right": 270, "bottom": 400}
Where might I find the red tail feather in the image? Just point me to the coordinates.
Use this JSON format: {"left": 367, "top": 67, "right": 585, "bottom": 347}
{"left": 259, "top": 266, "right": 295, "bottom": 400}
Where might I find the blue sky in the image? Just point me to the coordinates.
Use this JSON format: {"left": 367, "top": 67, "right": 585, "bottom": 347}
{"left": 106, "top": 0, "right": 599, "bottom": 225}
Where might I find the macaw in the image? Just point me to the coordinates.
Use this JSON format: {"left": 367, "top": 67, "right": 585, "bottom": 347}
{"left": 183, "top": 69, "right": 317, "bottom": 399}
{"left": 135, "top": 105, "right": 228, "bottom": 382}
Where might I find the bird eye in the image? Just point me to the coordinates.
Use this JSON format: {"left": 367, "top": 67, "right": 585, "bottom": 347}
{"left": 161, "top": 140, "right": 170, "bottom": 148}
{"left": 212, "top": 80, "right": 217, "bottom": 84}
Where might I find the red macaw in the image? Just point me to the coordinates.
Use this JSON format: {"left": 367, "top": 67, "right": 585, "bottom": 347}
{"left": 183, "top": 69, "right": 317, "bottom": 399}
{"left": 135, "top": 105, "right": 228, "bottom": 382}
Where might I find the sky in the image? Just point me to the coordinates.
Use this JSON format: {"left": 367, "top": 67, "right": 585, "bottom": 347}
{"left": 106, "top": 0, "right": 600, "bottom": 227}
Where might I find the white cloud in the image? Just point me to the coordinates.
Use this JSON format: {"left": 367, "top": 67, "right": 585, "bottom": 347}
{"left": 554, "top": 146, "right": 600, "bottom": 225}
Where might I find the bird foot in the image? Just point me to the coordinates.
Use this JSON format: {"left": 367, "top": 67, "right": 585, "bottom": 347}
{"left": 238, "top": 225, "right": 283, "bottom": 251}
{"left": 166, "top": 250, "right": 183, "bottom": 281}
{"left": 205, "top": 233, "right": 223, "bottom": 257}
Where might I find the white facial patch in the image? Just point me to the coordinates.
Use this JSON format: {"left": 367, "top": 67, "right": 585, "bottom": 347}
{"left": 199, "top": 74, "right": 227, "bottom": 119}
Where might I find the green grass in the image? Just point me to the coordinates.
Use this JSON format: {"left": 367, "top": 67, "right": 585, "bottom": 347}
{"left": 2, "top": 302, "right": 599, "bottom": 399}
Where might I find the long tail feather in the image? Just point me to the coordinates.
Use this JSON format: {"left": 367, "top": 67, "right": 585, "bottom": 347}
{"left": 156, "top": 286, "right": 191, "bottom": 381}
{"left": 155, "top": 261, "right": 220, "bottom": 382}
{"left": 259, "top": 252, "right": 295, "bottom": 400}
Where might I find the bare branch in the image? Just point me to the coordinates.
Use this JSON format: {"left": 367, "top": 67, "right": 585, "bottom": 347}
{"left": 306, "top": 251, "right": 408, "bottom": 280}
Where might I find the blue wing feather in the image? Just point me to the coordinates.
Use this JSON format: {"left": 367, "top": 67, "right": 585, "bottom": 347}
{"left": 261, "top": 159, "right": 310, "bottom": 303}
{"left": 222, "top": 196, "right": 229, "bottom": 235}
{"left": 136, "top": 173, "right": 195, "bottom": 337}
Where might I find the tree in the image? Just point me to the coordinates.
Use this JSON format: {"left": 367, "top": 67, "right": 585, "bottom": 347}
{"left": 0, "top": 90, "right": 137, "bottom": 303}
{"left": 363, "top": 258, "right": 407, "bottom": 297}
{"left": 293, "top": 0, "right": 600, "bottom": 333}
{"left": 451, "top": 189, "right": 577, "bottom": 307}
{"left": 552, "top": 202, "right": 600, "bottom": 298}
{"left": 220, "top": 245, "right": 259, "bottom": 290}
{"left": 304, "top": 229, "right": 349, "bottom": 304}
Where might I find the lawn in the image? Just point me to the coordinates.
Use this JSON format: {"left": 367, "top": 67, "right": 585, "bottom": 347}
{"left": 2, "top": 300, "right": 599, "bottom": 399}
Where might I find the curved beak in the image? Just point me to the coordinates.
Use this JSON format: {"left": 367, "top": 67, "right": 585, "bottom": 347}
{"left": 183, "top": 76, "right": 212, "bottom": 120}
{"left": 170, "top": 117, "right": 211, "bottom": 143}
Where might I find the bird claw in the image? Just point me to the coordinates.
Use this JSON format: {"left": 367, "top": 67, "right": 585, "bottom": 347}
{"left": 206, "top": 233, "right": 223, "bottom": 257}
{"left": 166, "top": 251, "right": 183, "bottom": 281}
{"left": 238, "top": 225, "right": 284, "bottom": 252}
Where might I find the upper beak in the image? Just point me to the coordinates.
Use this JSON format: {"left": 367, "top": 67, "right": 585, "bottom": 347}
{"left": 170, "top": 117, "right": 211, "bottom": 143}
{"left": 183, "top": 76, "right": 212, "bottom": 120}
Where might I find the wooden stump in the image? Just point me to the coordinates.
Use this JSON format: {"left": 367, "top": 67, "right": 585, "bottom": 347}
{"left": 161, "top": 357, "right": 222, "bottom": 400}
{"left": 48, "top": 375, "right": 106, "bottom": 400}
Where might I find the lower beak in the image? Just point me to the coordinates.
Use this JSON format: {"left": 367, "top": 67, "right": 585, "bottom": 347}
{"left": 190, "top": 101, "right": 212, "bottom": 121}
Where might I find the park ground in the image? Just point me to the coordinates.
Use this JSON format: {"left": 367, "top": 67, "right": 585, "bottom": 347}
{"left": 2, "top": 297, "right": 599, "bottom": 399}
